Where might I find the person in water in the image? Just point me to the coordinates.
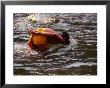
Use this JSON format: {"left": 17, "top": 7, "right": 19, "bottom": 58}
{"left": 28, "top": 28, "right": 70, "bottom": 52}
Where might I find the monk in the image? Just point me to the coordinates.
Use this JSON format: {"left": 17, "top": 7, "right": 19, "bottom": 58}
{"left": 28, "top": 28, "right": 70, "bottom": 52}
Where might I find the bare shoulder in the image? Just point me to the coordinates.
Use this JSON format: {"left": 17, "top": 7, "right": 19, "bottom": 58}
{"left": 43, "top": 28, "right": 57, "bottom": 33}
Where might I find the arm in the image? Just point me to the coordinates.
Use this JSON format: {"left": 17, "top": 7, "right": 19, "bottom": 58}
{"left": 29, "top": 30, "right": 56, "bottom": 36}
{"left": 38, "top": 32, "right": 56, "bottom": 36}
{"left": 29, "top": 30, "right": 65, "bottom": 43}
{"left": 39, "top": 31, "right": 65, "bottom": 43}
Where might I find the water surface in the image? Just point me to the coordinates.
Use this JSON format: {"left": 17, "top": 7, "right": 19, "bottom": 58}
{"left": 13, "top": 13, "right": 97, "bottom": 75}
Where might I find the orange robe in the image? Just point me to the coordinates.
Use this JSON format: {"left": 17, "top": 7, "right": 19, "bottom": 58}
{"left": 28, "top": 28, "right": 48, "bottom": 51}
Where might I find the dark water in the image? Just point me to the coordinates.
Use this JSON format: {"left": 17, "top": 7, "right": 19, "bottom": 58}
{"left": 13, "top": 13, "right": 97, "bottom": 75}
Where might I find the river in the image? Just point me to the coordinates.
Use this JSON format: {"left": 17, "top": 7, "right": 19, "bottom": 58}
{"left": 13, "top": 13, "right": 97, "bottom": 75}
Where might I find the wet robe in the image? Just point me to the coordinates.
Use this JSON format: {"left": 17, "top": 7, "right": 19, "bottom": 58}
{"left": 28, "top": 28, "right": 48, "bottom": 51}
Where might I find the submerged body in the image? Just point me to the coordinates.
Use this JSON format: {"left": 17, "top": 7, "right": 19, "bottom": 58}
{"left": 28, "top": 28, "right": 69, "bottom": 51}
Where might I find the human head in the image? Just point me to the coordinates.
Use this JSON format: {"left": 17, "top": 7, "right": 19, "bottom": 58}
{"left": 61, "top": 32, "right": 70, "bottom": 44}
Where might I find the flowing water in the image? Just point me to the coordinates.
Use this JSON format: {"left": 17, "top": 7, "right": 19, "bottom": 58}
{"left": 13, "top": 13, "right": 97, "bottom": 75}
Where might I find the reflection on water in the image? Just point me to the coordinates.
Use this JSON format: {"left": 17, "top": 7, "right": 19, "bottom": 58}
{"left": 13, "top": 13, "right": 97, "bottom": 75}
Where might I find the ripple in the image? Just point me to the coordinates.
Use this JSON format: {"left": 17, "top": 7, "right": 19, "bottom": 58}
{"left": 13, "top": 13, "right": 97, "bottom": 75}
{"left": 63, "top": 62, "right": 97, "bottom": 68}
